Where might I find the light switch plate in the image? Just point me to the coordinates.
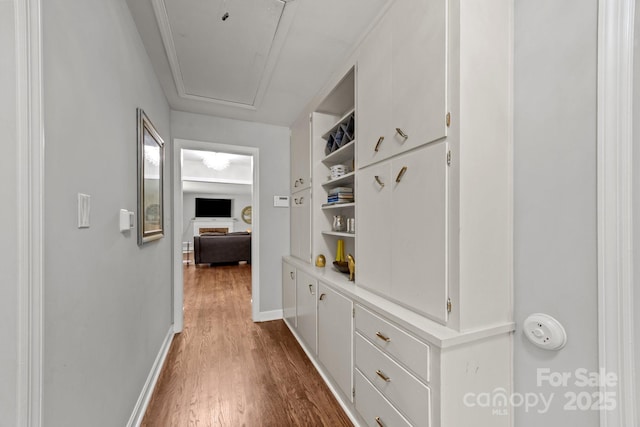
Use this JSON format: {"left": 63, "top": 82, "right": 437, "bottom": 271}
{"left": 78, "top": 193, "right": 90, "bottom": 228}
{"left": 120, "top": 209, "right": 134, "bottom": 232}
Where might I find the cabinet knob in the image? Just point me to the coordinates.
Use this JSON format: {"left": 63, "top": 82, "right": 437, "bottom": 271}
{"left": 376, "top": 369, "right": 391, "bottom": 382}
{"left": 395, "top": 127, "right": 408, "bottom": 139}
{"left": 395, "top": 166, "right": 408, "bottom": 183}
{"left": 319, "top": 293, "right": 326, "bottom": 301}
{"left": 299, "top": 178, "right": 304, "bottom": 185}
{"left": 374, "top": 136, "right": 384, "bottom": 152}
{"left": 290, "top": 271, "right": 295, "bottom": 280}
{"left": 294, "top": 179, "right": 299, "bottom": 187}
{"left": 375, "top": 417, "right": 385, "bottom": 427}
{"left": 299, "top": 196, "right": 304, "bottom": 204}
{"left": 308, "top": 284, "right": 315, "bottom": 295}
{"left": 374, "top": 175, "right": 385, "bottom": 189}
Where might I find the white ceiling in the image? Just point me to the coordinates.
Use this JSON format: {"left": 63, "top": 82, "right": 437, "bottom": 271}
{"left": 181, "top": 149, "right": 253, "bottom": 194}
{"left": 127, "top": 0, "right": 388, "bottom": 126}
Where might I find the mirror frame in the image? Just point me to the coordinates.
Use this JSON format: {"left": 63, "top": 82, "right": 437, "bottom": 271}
{"left": 137, "top": 108, "right": 165, "bottom": 245}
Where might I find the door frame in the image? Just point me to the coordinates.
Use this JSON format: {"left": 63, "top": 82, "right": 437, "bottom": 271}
{"left": 172, "top": 139, "right": 260, "bottom": 331}
{"left": 16, "top": 0, "right": 44, "bottom": 424}
{"left": 597, "top": 0, "right": 637, "bottom": 425}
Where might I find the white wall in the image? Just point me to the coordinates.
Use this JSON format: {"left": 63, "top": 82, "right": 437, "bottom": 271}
{"left": 172, "top": 111, "right": 290, "bottom": 313}
{"left": 42, "top": 0, "right": 172, "bottom": 425}
{"left": 514, "top": 0, "right": 599, "bottom": 425}
{"left": 0, "top": 1, "right": 17, "bottom": 425}
{"left": 182, "top": 191, "right": 253, "bottom": 241}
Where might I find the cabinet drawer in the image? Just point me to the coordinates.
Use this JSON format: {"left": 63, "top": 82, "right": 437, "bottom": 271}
{"left": 355, "top": 369, "right": 412, "bottom": 427}
{"left": 355, "top": 334, "right": 430, "bottom": 427}
{"left": 355, "top": 305, "right": 430, "bottom": 382}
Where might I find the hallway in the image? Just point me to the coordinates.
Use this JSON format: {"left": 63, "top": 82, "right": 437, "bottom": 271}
{"left": 142, "top": 264, "right": 352, "bottom": 426}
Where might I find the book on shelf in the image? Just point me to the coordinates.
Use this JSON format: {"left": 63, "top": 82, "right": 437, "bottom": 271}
{"left": 328, "top": 187, "right": 353, "bottom": 196}
{"left": 327, "top": 195, "right": 354, "bottom": 203}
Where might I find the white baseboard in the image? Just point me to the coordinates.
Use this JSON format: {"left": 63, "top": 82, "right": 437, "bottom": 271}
{"left": 127, "top": 327, "right": 175, "bottom": 427}
{"left": 255, "top": 309, "right": 283, "bottom": 322}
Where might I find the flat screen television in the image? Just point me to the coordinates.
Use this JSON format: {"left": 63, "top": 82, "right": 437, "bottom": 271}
{"left": 195, "top": 198, "right": 232, "bottom": 218}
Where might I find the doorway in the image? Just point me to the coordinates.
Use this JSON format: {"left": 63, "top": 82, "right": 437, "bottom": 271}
{"left": 173, "top": 139, "right": 260, "bottom": 331}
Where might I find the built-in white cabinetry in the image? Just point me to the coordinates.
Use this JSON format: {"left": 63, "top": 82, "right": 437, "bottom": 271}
{"left": 354, "top": 305, "right": 432, "bottom": 427}
{"left": 357, "top": 0, "right": 447, "bottom": 169}
{"left": 356, "top": 141, "right": 448, "bottom": 323}
{"left": 295, "top": 269, "right": 317, "bottom": 354}
{"left": 283, "top": 0, "right": 512, "bottom": 423}
{"left": 290, "top": 112, "right": 312, "bottom": 264}
{"left": 290, "top": 114, "right": 311, "bottom": 193}
{"left": 282, "top": 262, "right": 296, "bottom": 328}
{"left": 290, "top": 188, "right": 312, "bottom": 263}
{"left": 317, "top": 283, "right": 353, "bottom": 401}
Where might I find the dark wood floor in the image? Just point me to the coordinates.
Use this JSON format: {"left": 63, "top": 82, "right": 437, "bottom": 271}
{"left": 141, "top": 263, "right": 353, "bottom": 427}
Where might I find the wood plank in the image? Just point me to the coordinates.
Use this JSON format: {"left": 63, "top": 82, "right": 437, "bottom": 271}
{"left": 142, "top": 264, "right": 352, "bottom": 426}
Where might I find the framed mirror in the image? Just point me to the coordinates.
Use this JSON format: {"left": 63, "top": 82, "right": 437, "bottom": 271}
{"left": 137, "top": 108, "right": 164, "bottom": 245}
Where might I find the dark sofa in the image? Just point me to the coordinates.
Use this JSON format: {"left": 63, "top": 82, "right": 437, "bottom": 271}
{"left": 193, "top": 232, "right": 251, "bottom": 265}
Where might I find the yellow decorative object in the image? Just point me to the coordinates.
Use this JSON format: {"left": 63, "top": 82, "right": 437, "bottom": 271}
{"left": 347, "top": 254, "right": 355, "bottom": 281}
{"left": 335, "top": 239, "right": 345, "bottom": 262}
{"left": 315, "top": 254, "right": 326, "bottom": 267}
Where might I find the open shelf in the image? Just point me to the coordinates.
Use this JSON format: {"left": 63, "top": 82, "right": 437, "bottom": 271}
{"left": 321, "top": 171, "right": 355, "bottom": 188}
{"left": 322, "top": 108, "right": 356, "bottom": 140}
{"left": 322, "top": 202, "right": 355, "bottom": 210}
{"left": 322, "top": 231, "right": 356, "bottom": 238}
{"left": 322, "top": 140, "right": 355, "bottom": 166}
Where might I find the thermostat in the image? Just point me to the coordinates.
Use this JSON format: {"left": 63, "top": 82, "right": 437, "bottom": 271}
{"left": 274, "top": 196, "right": 289, "bottom": 207}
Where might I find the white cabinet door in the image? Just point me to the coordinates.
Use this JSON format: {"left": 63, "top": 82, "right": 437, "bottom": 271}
{"left": 291, "top": 115, "right": 311, "bottom": 193}
{"left": 296, "top": 269, "right": 317, "bottom": 354}
{"left": 317, "top": 283, "right": 353, "bottom": 400}
{"left": 391, "top": 0, "right": 447, "bottom": 156}
{"left": 356, "top": 162, "right": 392, "bottom": 296}
{"left": 391, "top": 142, "right": 448, "bottom": 322}
{"left": 290, "top": 188, "right": 312, "bottom": 262}
{"left": 357, "top": 142, "right": 448, "bottom": 323}
{"left": 356, "top": 12, "right": 392, "bottom": 169}
{"left": 357, "top": 0, "right": 447, "bottom": 168}
{"left": 282, "top": 262, "right": 296, "bottom": 328}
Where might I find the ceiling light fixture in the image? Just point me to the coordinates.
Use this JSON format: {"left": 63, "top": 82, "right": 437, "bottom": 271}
{"left": 202, "top": 152, "right": 231, "bottom": 171}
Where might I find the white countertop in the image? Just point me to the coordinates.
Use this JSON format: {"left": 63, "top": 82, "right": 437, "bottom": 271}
{"left": 283, "top": 256, "right": 515, "bottom": 349}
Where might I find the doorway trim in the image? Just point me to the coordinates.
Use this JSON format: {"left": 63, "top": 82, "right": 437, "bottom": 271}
{"left": 172, "top": 139, "right": 260, "bottom": 331}
{"left": 597, "top": 0, "right": 637, "bottom": 425}
{"left": 15, "top": 0, "right": 44, "bottom": 424}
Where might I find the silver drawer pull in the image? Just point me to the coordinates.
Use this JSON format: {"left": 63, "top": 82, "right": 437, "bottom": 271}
{"left": 395, "top": 127, "right": 408, "bottom": 139}
{"left": 319, "top": 293, "right": 326, "bottom": 301}
{"left": 374, "top": 175, "right": 385, "bottom": 189}
{"left": 294, "top": 179, "right": 300, "bottom": 187}
{"left": 395, "top": 166, "right": 408, "bottom": 183}
{"left": 374, "top": 136, "right": 384, "bottom": 152}
{"left": 376, "top": 369, "right": 391, "bottom": 382}
{"left": 290, "top": 271, "right": 295, "bottom": 280}
{"left": 299, "top": 196, "right": 304, "bottom": 204}
{"left": 375, "top": 332, "right": 391, "bottom": 342}
{"left": 308, "top": 284, "right": 315, "bottom": 295}
{"left": 299, "top": 178, "right": 304, "bottom": 185}
{"left": 375, "top": 417, "right": 385, "bottom": 427}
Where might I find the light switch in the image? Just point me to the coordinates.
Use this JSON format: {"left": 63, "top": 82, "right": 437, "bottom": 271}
{"left": 78, "top": 193, "right": 90, "bottom": 228}
{"left": 120, "top": 209, "right": 134, "bottom": 232}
